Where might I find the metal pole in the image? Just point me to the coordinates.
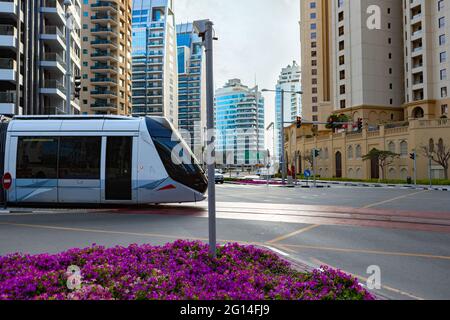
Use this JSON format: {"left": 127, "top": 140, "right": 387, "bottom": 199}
{"left": 413, "top": 152, "right": 417, "bottom": 185}
{"left": 313, "top": 150, "right": 317, "bottom": 188}
{"left": 429, "top": 156, "right": 433, "bottom": 188}
{"left": 204, "top": 21, "right": 216, "bottom": 258}
{"left": 280, "top": 89, "right": 286, "bottom": 184}
{"left": 65, "top": 5, "right": 72, "bottom": 115}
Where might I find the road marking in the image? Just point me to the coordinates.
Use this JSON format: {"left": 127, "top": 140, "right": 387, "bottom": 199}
{"left": 310, "top": 258, "right": 425, "bottom": 300}
{"left": 282, "top": 243, "right": 450, "bottom": 261}
{"left": 363, "top": 190, "right": 428, "bottom": 209}
{"left": 267, "top": 224, "right": 321, "bottom": 244}
{"left": 263, "top": 245, "right": 290, "bottom": 257}
{"left": 2, "top": 221, "right": 449, "bottom": 261}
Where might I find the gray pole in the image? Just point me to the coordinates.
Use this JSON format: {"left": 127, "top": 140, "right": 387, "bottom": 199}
{"left": 429, "top": 156, "right": 433, "bottom": 188}
{"left": 64, "top": 3, "right": 72, "bottom": 115}
{"left": 313, "top": 149, "right": 317, "bottom": 188}
{"left": 280, "top": 89, "right": 286, "bottom": 184}
{"left": 204, "top": 21, "right": 216, "bottom": 258}
{"left": 413, "top": 152, "right": 417, "bottom": 185}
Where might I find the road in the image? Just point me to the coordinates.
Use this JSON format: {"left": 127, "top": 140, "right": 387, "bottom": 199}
{"left": 1, "top": 184, "right": 450, "bottom": 300}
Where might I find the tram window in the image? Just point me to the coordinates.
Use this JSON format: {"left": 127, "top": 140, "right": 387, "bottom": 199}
{"left": 59, "top": 137, "right": 101, "bottom": 180}
{"left": 16, "top": 137, "right": 58, "bottom": 179}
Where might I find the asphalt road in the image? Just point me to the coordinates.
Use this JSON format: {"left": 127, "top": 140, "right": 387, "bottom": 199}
{"left": 1, "top": 184, "right": 449, "bottom": 300}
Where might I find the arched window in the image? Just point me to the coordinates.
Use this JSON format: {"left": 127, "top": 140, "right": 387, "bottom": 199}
{"left": 413, "top": 107, "right": 424, "bottom": 119}
{"left": 388, "top": 141, "right": 396, "bottom": 153}
{"left": 429, "top": 139, "right": 435, "bottom": 153}
{"left": 400, "top": 141, "right": 408, "bottom": 157}
{"left": 347, "top": 146, "right": 353, "bottom": 160}
{"left": 356, "top": 168, "right": 362, "bottom": 179}
{"left": 400, "top": 168, "right": 408, "bottom": 180}
{"left": 355, "top": 145, "right": 362, "bottom": 159}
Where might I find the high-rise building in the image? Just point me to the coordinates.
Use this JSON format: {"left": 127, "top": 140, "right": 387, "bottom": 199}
{"left": 176, "top": 22, "right": 206, "bottom": 160}
{"left": 0, "top": 0, "right": 82, "bottom": 115}
{"left": 330, "top": 0, "right": 404, "bottom": 124}
{"left": 403, "top": 0, "right": 450, "bottom": 120}
{"left": 299, "top": 0, "right": 332, "bottom": 128}
{"left": 215, "top": 79, "right": 265, "bottom": 168}
{"left": 131, "top": 0, "right": 178, "bottom": 126}
{"left": 80, "top": 0, "right": 133, "bottom": 115}
{"left": 274, "top": 61, "right": 302, "bottom": 161}
{"left": 289, "top": 0, "right": 450, "bottom": 181}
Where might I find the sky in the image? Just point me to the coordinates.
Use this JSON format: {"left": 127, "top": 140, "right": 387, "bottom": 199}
{"left": 174, "top": 0, "right": 301, "bottom": 152}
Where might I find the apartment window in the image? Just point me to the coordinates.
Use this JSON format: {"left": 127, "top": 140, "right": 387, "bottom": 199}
{"left": 389, "top": 83, "right": 393, "bottom": 90}
{"left": 390, "top": 99, "right": 393, "bottom": 105}
{"left": 439, "top": 0, "right": 445, "bottom": 11}
{"left": 338, "top": 0, "right": 344, "bottom": 8}
{"left": 311, "top": 32, "right": 317, "bottom": 39}
{"left": 312, "top": 115, "right": 318, "bottom": 122}
{"left": 312, "top": 69, "right": 317, "bottom": 75}
{"left": 340, "top": 100, "right": 346, "bottom": 109}
{"left": 312, "top": 97, "right": 318, "bottom": 103}
{"left": 340, "top": 85, "right": 346, "bottom": 94}
{"left": 441, "top": 87, "right": 448, "bottom": 98}
{"left": 310, "top": 13, "right": 317, "bottom": 19}
{"left": 340, "top": 70, "right": 345, "bottom": 80}
{"left": 83, "top": 37, "right": 88, "bottom": 42}
{"left": 82, "top": 62, "right": 88, "bottom": 67}
{"left": 82, "top": 74, "right": 88, "bottom": 79}
{"left": 339, "top": 40, "right": 345, "bottom": 51}
{"left": 441, "top": 69, "right": 447, "bottom": 80}
{"left": 311, "top": 42, "right": 317, "bottom": 48}
{"left": 312, "top": 106, "right": 318, "bottom": 113}
{"left": 312, "top": 78, "right": 318, "bottom": 85}
{"left": 312, "top": 51, "right": 317, "bottom": 57}
{"left": 338, "top": 12, "right": 344, "bottom": 22}
{"left": 439, "top": 17, "right": 446, "bottom": 29}
{"left": 339, "top": 55, "right": 345, "bottom": 65}
{"left": 83, "top": 49, "right": 87, "bottom": 54}
{"left": 387, "top": 8, "right": 391, "bottom": 14}
{"left": 441, "top": 52, "right": 447, "bottom": 63}
{"left": 440, "top": 34, "right": 446, "bottom": 45}
{"left": 389, "top": 53, "right": 392, "bottom": 59}
{"left": 388, "top": 38, "right": 392, "bottom": 44}
{"left": 442, "top": 104, "right": 448, "bottom": 115}
{"left": 83, "top": 24, "right": 88, "bottom": 29}
{"left": 311, "top": 23, "right": 317, "bottom": 30}
{"left": 339, "top": 26, "right": 344, "bottom": 36}
{"left": 310, "top": 2, "right": 316, "bottom": 9}
{"left": 312, "top": 88, "right": 318, "bottom": 94}
{"left": 83, "top": 11, "right": 88, "bottom": 17}
{"left": 389, "top": 68, "right": 393, "bottom": 74}
{"left": 312, "top": 60, "right": 317, "bottom": 66}
{"left": 388, "top": 23, "right": 391, "bottom": 29}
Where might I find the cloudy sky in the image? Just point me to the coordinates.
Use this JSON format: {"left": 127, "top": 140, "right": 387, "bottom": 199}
{"left": 175, "top": 0, "right": 301, "bottom": 150}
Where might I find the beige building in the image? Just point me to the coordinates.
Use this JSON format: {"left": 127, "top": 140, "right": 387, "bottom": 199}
{"left": 80, "top": 0, "right": 133, "bottom": 115}
{"left": 291, "top": 0, "right": 450, "bottom": 181}
{"left": 300, "top": 0, "right": 333, "bottom": 130}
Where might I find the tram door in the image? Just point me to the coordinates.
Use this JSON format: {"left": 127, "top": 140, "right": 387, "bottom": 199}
{"left": 105, "top": 137, "right": 132, "bottom": 201}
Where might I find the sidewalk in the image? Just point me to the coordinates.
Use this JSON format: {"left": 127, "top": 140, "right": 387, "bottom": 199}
{"left": 226, "top": 178, "right": 450, "bottom": 191}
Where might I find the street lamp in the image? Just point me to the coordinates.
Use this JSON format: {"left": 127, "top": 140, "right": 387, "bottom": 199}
{"left": 194, "top": 19, "right": 217, "bottom": 258}
{"left": 262, "top": 89, "right": 303, "bottom": 185}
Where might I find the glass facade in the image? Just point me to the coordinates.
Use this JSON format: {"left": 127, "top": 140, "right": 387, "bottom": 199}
{"left": 131, "top": 0, "right": 177, "bottom": 124}
{"left": 176, "top": 23, "right": 205, "bottom": 161}
{"left": 214, "top": 80, "right": 265, "bottom": 167}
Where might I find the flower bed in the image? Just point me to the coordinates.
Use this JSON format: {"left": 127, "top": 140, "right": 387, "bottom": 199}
{"left": 0, "top": 241, "right": 374, "bottom": 300}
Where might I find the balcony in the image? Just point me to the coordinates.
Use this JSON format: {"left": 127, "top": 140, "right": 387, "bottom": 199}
{"left": 90, "top": 77, "right": 117, "bottom": 85}
{"left": 40, "top": 52, "right": 66, "bottom": 73}
{"left": 91, "top": 26, "right": 115, "bottom": 36}
{"left": 40, "top": 26, "right": 66, "bottom": 50}
{"left": 0, "top": 24, "right": 17, "bottom": 50}
{"left": 0, "top": 58, "right": 16, "bottom": 82}
{"left": 0, "top": 90, "right": 15, "bottom": 114}
{"left": 91, "top": 1, "right": 118, "bottom": 11}
{"left": 40, "top": 79, "right": 66, "bottom": 98}
{"left": 90, "top": 50, "right": 118, "bottom": 61}
{"left": 91, "top": 102, "right": 117, "bottom": 110}
{"left": 90, "top": 38, "right": 117, "bottom": 49}
{"left": 90, "top": 14, "right": 118, "bottom": 26}
{"left": 0, "top": 0, "right": 19, "bottom": 19}
{"left": 90, "top": 63, "right": 117, "bottom": 73}
{"left": 91, "top": 89, "right": 117, "bottom": 98}
{"left": 40, "top": 0, "right": 65, "bottom": 25}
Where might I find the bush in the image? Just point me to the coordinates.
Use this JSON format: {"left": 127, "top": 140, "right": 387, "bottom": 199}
{"left": 0, "top": 241, "right": 374, "bottom": 300}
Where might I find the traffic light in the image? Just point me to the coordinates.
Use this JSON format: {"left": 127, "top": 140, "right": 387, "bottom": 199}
{"left": 357, "top": 118, "right": 363, "bottom": 131}
{"left": 296, "top": 116, "right": 302, "bottom": 129}
{"left": 74, "top": 76, "right": 82, "bottom": 99}
{"left": 312, "top": 149, "right": 320, "bottom": 158}
{"left": 410, "top": 152, "right": 416, "bottom": 160}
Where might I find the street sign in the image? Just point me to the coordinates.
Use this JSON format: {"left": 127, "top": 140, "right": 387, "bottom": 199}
{"left": 304, "top": 170, "right": 311, "bottom": 178}
{"left": 2, "top": 172, "right": 12, "bottom": 190}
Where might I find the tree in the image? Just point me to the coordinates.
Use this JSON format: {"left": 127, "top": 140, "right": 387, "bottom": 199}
{"left": 422, "top": 138, "right": 450, "bottom": 180}
{"left": 362, "top": 149, "right": 399, "bottom": 181}
{"left": 302, "top": 153, "right": 313, "bottom": 169}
